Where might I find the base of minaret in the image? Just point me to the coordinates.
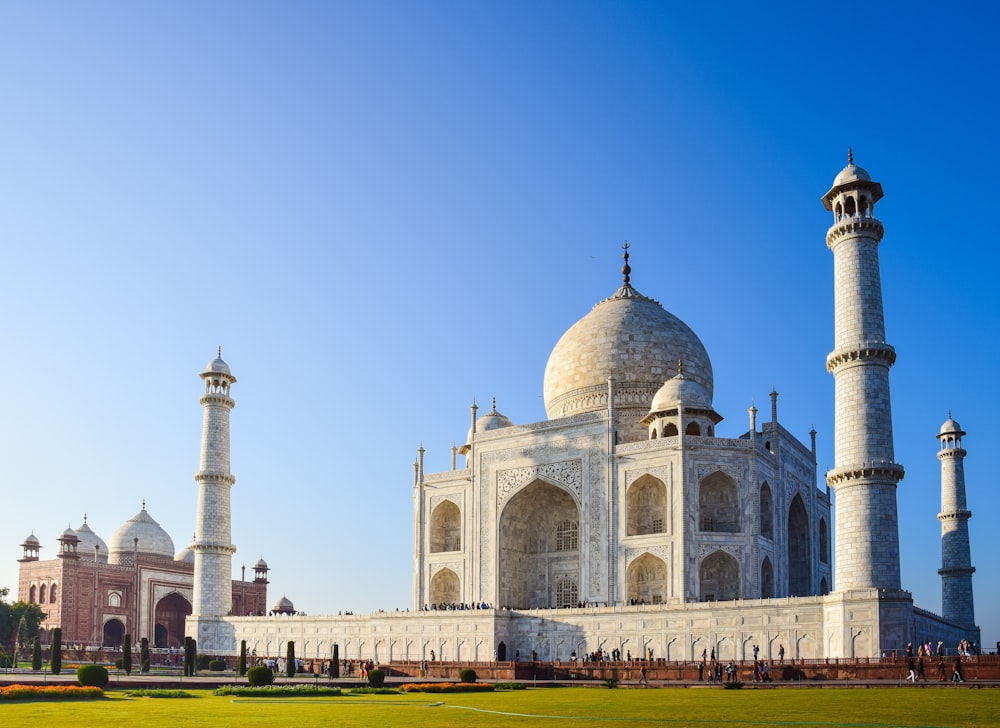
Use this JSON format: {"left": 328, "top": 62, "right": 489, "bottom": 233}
{"left": 184, "top": 616, "right": 237, "bottom": 654}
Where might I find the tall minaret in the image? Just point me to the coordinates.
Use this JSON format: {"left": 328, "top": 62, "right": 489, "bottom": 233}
{"left": 822, "top": 151, "right": 905, "bottom": 591}
{"left": 936, "top": 414, "right": 975, "bottom": 627}
{"left": 192, "top": 349, "right": 237, "bottom": 618}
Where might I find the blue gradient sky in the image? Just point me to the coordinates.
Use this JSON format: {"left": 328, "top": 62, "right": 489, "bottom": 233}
{"left": 2, "top": 2, "right": 997, "bottom": 647}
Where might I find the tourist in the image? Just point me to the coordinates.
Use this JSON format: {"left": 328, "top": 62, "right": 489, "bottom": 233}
{"left": 905, "top": 657, "right": 916, "bottom": 682}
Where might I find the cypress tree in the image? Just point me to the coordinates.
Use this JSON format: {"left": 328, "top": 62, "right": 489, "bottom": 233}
{"left": 331, "top": 643, "right": 340, "bottom": 678}
{"left": 50, "top": 627, "right": 62, "bottom": 675}
{"left": 31, "top": 636, "right": 42, "bottom": 670}
{"left": 123, "top": 634, "right": 132, "bottom": 675}
{"left": 140, "top": 637, "right": 149, "bottom": 673}
{"left": 238, "top": 640, "right": 247, "bottom": 675}
{"left": 286, "top": 641, "right": 296, "bottom": 678}
{"left": 183, "top": 636, "right": 196, "bottom": 677}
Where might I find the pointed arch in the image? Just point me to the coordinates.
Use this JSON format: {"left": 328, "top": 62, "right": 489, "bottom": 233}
{"left": 685, "top": 422, "right": 701, "bottom": 436}
{"left": 29, "top": 585, "right": 36, "bottom": 604}
{"left": 154, "top": 591, "right": 192, "bottom": 649}
{"left": 430, "top": 567, "right": 460, "bottom": 605}
{"left": 103, "top": 618, "right": 125, "bottom": 648}
{"left": 626, "top": 553, "right": 668, "bottom": 604}
{"left": 498, "top": 480, "right": 580, "bottom": 609}
{"left": 663, "top": 423, "right": 678, "bottom": 437}
{"left": 626, "top": 474, "right": 667, "bottom": 536}
{"left": 38, "top": 584, "right": 46, "bottom": 604}
{"left": 699, "top": 471, "right": 740, "bottom": 533}
{"left": 49, "top": 583, "right": 58, "bottom": 603}
{"left": 430, "top": 500, "right": 461, "bottom": 553}
{"left": 699, "top": 551, "right": 739, "bottom": 601}
{"left": 760, "top": 556, "right": 774, "bottom": 598}
{"left": 759, "top": 482, "right": 774, "bottom": 540}
{"left": 788, "top": 494, "right": 811, "bottom": 596}
{"left": 819, "top": 517, "right": 829, "bottom": 564}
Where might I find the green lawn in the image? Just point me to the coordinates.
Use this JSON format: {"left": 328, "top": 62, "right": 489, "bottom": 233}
{"left": 2, "top": 687, "right": 996, "bottom": 727}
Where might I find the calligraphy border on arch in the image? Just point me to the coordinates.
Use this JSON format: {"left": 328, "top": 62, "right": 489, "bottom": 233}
{"left": 495, "top": 459, "right": 583, "bottom": 507}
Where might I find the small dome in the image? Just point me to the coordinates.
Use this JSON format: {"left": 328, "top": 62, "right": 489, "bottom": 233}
{"left": 175, "top": 546, "right": 195, "bottom": 563}
{"left": 22, "top": 533, "right": 40, "bottom": 547}
{"left": 466, "top": 399, "right": 514, "bottom": 444}
{"left": 75, "top": 518, "right": 109, "bottom": 563}
{"left": 939, "top": 415, "right": 965, "bottom": 436}
{"left": 205, "top": 355, "right": 232, "bottom": 376}
{"left": 60, "top": 526, "right": 79, "bottom": 540}
{"left": 108, "top": 506, "right": 176, "bottom": 563}
{"left": 273, "top": 595, "right": 295, "bottom": 613}
{"left": 649, "top": 371, "right": 711, "bottom": 413}
{"left": 832, "top": 163, "right": 872, "bottom": 187}
{"left": 254, "top": 557, "right": 268, "bottom": 570}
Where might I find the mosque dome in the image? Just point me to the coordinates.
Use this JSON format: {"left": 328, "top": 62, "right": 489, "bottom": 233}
{"left": 175, "top": 546, "right": 195, "bottom": 563}
{"left": 649, "top": 371, "right": 712, "bottom": 413}
{"left": 273, "top": 595, "right": 295, "bottom": 614}
{"left": 205, "top": 353, "right": 232, "bottom": 376}
{"left": 74, "top": 518, "right": 109, "bottom": 563}
{"left": 466, "top": 399, "right": 514, "bottom": 444}
{"left": 832, "top": 162, "right": 872, "bottom": 187}
{"left": 22, "top": 533, "right": 40, "bottom": 547}
{"left": 60, "top": 526, "right": 79, "bottom": 541}
{"left": 108, "top": 505, "right": 176, "bottom": 563}
{"left": 254, "top": 557, "right": 269, "bottom": 570}
{"left": 543, "top": 254, "right": 713, "bottom": 435}
{"left": 939, "top": 415, "right": 964, "bottom": 436}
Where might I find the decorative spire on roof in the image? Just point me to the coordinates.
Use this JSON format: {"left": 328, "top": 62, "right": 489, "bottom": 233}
{"left": 218, "top": 346, "right": 222, "bottom": 358}
{"left": 621, "top": 240, "right": 631, "bottom": 285}
{"left": 848, "top": 147, "right": 854, "bottom": 165}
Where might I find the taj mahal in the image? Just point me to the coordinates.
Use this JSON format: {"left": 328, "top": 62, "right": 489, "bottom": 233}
{"left": 19, "top": 157, "right": 979, "bottom": 663}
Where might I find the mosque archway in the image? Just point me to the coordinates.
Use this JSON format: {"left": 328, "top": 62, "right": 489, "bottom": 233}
{"left": 699, "top": 551, "right": 739, "bottom": 601}
{"left": 626, "top": 475, "right": 667, "bottom": 536}
{"left": 154, "top": 592, "right": 192, "bottom": 648}
{"left": 761, "top": 556, "right": 774, "bottom": 598}
{"left": 498, "top": 480, "right": 580, "bottom": 609}
{"left": 788, "top": 494, "right": 811, "bottom": 596}
{"left": 430, "top": 500, "right": 461, "bottom": 553}
{"left": 759, "top": 482, "right": 774, "bottom": 540}
{"left": 626, "top": 553, "right": 668, "bottom": 604}
{"left": 699, "top": 471, "right": 740, "bottom": 533}
{"left": 429, "top": 567, "right": 460, "bottom": 606}
{"left": 103, "top": 619, "right": 125, "bottom": 648}
{"left": 819, "top": 518, "right": 829, "bottom": 564}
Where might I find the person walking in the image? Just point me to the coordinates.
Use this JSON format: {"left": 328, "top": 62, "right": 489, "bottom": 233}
{"left": 638, "top": 664, "right": 648, "bottom": 687}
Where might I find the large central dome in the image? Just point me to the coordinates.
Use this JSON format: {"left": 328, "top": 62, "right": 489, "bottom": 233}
{"left": 543, "top": 263, "right": 713, "bottom": 442}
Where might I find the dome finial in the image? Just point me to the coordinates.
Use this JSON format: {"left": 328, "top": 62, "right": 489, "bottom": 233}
{"left": 218, "top": 346, "right": 222, "bottom": 358}
{"left": 847, "top": 147, "right": 854, "bottom": 166}
{"left": 621, "top": 240, "right": 631, "bottom": 285}
{"left": 677, "top": 359, "right": 684, "bottom": 376}
{"left": 492, "top": 395, "right": 497, "bottom": 412}
{"left": 141, "top": 498, "right": 146, "bottom": 510}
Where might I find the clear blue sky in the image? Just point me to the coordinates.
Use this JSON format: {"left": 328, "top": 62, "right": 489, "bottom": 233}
{"left": 2, "top": 2, "right": 997, "bottom": 647}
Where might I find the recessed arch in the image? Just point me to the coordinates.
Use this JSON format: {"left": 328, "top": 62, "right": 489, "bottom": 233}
{"left": 626, "top": 474, "right": 667, "bottom": 536}
{"left": 103, "top": 618, "right": 125, "bottom": 648}
{"left": 761, "top": 556, "right": 774, "bottom": 598}
{"left": 700, "top": 551, "right": 739, "bottom": 601}
{"left": 663, "top": 423, "right": 678, "bottom": 437}
{"left": 759, "top": 482, "right": 774, "bottom": 540}
{"left": 626, "top": 553, "right": 668, "bottom": 604}
{"left": 788, "top": 494, "right": 811, "bottom": 596}
{"left": 430, "top": 568, "right": 460, "bottom": 606}
{"left": 430, "top": 500, "right": 461, "bottom": 553}
{"left": 498, "top": 480, "right": 580, "bottom": 609}
{"left": 699, "top": 471, "right": 740, "bottom": 533}
{"left": 50, "top": 583, "right": 58, "bottom": 603}
{"left": 38, "top": 584, "right": 46, "bottom": 604}
{"left": 154, "top": 592, "right": 192, "bottom": 649}
{"left": 819, "top": 517, "right": 829, "bottom": 564}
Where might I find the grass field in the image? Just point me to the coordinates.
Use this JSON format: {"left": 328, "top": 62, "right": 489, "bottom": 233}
{"left": 2, "top": 687, "right": 997, "bottom": 727}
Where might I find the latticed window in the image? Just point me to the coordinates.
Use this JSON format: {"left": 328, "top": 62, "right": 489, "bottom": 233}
{"left": 556, "top": 578, "right": 578, "bottom": 608}
{"left": 652, "top": 518, "right": 664, "bottom": 533}
{"left": 556, "top": 520, "right": 579, "bottom": 551}
{"left": 702, "top": 516, "right": 714, "bottom": 532}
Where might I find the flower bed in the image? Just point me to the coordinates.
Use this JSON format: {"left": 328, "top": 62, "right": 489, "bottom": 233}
{"left": 399, "top": 682, "right": 494, "bottom": 693}
{"left": 0, "top": 685, "right": 104, "bottom": 701}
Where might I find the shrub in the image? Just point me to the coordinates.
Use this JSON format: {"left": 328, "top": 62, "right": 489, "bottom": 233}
{"left": 723, "top": 681, "right": 744, "bottom": 689}
{"left": 367, "top": 668, "right": 385, "bottom": 688}
{"left": 115, "top": 657, "right": 125, "bottom": 669}
{"left": 51, "top": 628, "right": 62, "bottom": 675}
{"left": 247, "top": 665, "right": 274, "bottom": 687}
{"left": 459, "top": 668, "right": 477, "bottom": 683}
{"left": 78, "top": 664, "right": 110, "bottom": 688}
{"left": 196, "top": 654, "right": 213, "bottom": 670}
{"left": 603, "top": 677, "right": 619, "bottom": 689}
{"left": 208, "top": 659, "right": 226, "bottom": 672}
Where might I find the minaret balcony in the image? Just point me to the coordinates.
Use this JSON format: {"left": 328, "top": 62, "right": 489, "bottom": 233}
{"left": 826, "top": 341, "right": 896, "bottom": 373}
{"left": 826, "top": 216, "right": 883, "bottom": 247}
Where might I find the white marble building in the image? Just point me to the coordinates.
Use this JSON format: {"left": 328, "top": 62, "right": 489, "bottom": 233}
{"left": 191, "top": 158, "right": 978, "bottom": 661}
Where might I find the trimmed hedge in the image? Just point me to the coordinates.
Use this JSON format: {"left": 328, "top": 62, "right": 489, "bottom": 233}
{"left": 459, "top": 668, "right": 477, "bottom": 683}
{"left": 208, "top": 659, "right": 226, "bottom": 671}
{"left": 367, "top": 668, "right": 385, "bottom": 688}
{"left": 247, "top": 665, "right": 274, "bottom": 687}
{"left": 77, "top": 665, "right": 110, "bottom": 688}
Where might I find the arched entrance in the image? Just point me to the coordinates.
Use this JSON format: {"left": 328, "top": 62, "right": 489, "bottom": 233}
{"left": 498, "top": 480, "right": 580, "bottom": 609}
{"left": 430, "top": 500, "right": 461, "bottom": 552}
{"left": 626, "top": 553, "right": 668, "bottom": 604}
{"left": 761, "top": 556, "right": 774, "bottom": 598}
{"left": 103, "top": 618, "right": 125, "bottom": 648}
{"left": 154, "top": 592, "right": 192, "bottom": 648}
{"left": 699, "top": 551, "right": 739, "bottom": 601}
{"left": 429, "top": 568, "right": 460, "bottom": 605}
{"left": 788, "top": 494, "right": 811, "bottom": 596}
{"left": 626, "top": 475, "right": 667, "bottom": 535}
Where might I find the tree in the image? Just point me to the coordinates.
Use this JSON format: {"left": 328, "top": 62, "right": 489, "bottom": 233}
{"left": 286, "top": 641, "right": 296, "bottom": 678}
{"left": 140, "top": 637, "right": 149, "bottom": 673}
{"left": 331, "top": 643, "right": 340, "bottom": 678}
{"left": 238, "top": 640, "right": 247, "bottom": 676}
{"left": 51, "top": 627, "right": 62, "bottom": 674}
{"left": 123, "top": 634, "right": 132, "bottom": 675}
{"left": 32, "top": 636, "right": 42, "bottom": 670}
{"left": 0, "top": 587, "right": 47, "bottom": 659}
